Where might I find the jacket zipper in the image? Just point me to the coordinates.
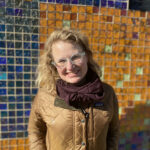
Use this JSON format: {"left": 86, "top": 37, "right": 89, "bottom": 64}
{"left": 81, "top": 108, "right": 89, "bottom": 150}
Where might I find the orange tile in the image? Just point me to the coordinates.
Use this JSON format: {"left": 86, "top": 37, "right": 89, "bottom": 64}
{"left": 17, "top": 146, "right": 24, "bottom": 150}
{"left": 63, "top": 5, "right": 71, "bottom": 11}
{"left": 93, "top": 30, "right": 99, "bottom": 38}
{"left": 100, "top": 16, "right": 107, "bottom": 23}
{"left": 40, "top": 35, "right": 47, "bottom": 43}
{"left": 113, "top": 24, "right": 120, "bottom": 32}
{"left": 56, "top": 20, "right": 63, "bottom": 28}
{"left": 107, "top": 8, "right": 114, "bottom": 15}
{"left": 40, "top": 27, "right": 47, "bottom": 34}
{"left": 114, "top": 16, "right": 121, "bottom": 23}
{"left": 93, "top": 14, "right": 99, "bottom": 22}
{"left": 56, "top": 4, "right": 63, "bottom": 12}
{"left": 70, "top": 21, "right": 78, "bottom": 29}
{"left": 48, "top": 28, "right": 55, "bottom": 35}
{"left": 17, "top": 139, "right": 25, "bottom": 145}
{"left": 70, "top": 13, "right": 77, "bottom": 20}
{"left": 78, "top": 14, "right": 86, "bottom": 21}
{"left": 47, "top": 20, "right": 55, "bottom": 27}
{"left": 100, "top": 7, "right": 108, "bottom": 15}
{"left": 86, "top": 6, "right": 93, "bottom": 13}
{"left": 10, "top": 139, "right": 17, "bottom": 146}
{"left": 40, "top": 19, "right": 47, "bottom": 26}
{"left": 48, "top": 4, "right": 55, "bottom": 11}
{"left": 128, "top": 10, "right": 134, "bottom": 17}
{"left": 71, "top": 5, "right": 78, "bottom": 13}
{"left": 93, "top": 22, "right": 99, "bottom": 30}
{"left": 78, "top": 6, "right": 86, "bottom": 13}
{"left": 114, "top": 9, "right": 121, "bottom": 16}
{"left": 134, "top": 10, "right": 140, "bottom": 18}
{"left": 86, "top": 14, "right": 93, "bottom": 21}
{"left": 106, "top": 39, "right": 112, "bottom": 45}
{"left": 10, "top": 146, "right": 17, "bottom": 150}
{"left": 127, "top": 18, "right": 132, "bottom": 24}
{"left": 107, "top": 24, "right": 113, "bottom": 31}
{"left": 40, "top": 3, "right": 47, "bottom": 11}
{"left": 78, "top": 22, "right": 85, "bottom": 29}
{"left": 2, "top": 139, "right": 9, "bottom": 146}
{"left": 85, "top": 22, "right": 92, "bottom": 29}
{"left": 63, "top": 13, "right": 71, "bottom": 20}
{"left": 121, "top": 17, "right": 127, "bottom": 24}
{"left": 126, "top": 25, "right": 132, "bottom": 32}
{"left": 100, "top": 23, "right": 107, "bottom": 30}
{"left": 40, "top": 11, "right": 46, "bottom": 18}
{"left": 56, "top": 12, "right": 63, "bottom": 20}
{"left": 48, "top": 12, "right": 55, "bottom": 20}
{"left": 133, "top": 25, "right": 139, "bottom": 32}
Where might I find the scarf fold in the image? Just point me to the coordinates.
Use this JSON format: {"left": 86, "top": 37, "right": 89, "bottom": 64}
{"left": 56, "top": 68, "right": 104, "bottom": 108}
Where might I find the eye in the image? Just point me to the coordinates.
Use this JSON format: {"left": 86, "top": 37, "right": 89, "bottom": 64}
{"left": 71, "top": 54, "right": 81, "bottom": 61}
{"left": 58, "top": 59, "right": 66, "bottom": 64}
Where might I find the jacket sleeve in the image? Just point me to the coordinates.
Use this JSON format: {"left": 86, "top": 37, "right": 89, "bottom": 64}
{"left": 28, "top": 94, "right": 47, "bottom": 150}
{"left": 107, "top": 91, "right": 119, "bottom": 150}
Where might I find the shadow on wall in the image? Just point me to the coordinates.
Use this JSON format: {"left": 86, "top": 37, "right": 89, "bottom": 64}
{"left": 119, "top": 103, "right": 150, "bottom": 150}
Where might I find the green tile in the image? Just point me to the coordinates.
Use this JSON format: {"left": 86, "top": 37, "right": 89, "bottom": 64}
{"left": 104, "top": 45, "right": 112, "bottom": 53}
{"left": 125, "top": 53, "right": 131, "bottom": 61}
{"left": 136, "top": 67, "right": 143, "bottom": 75}
{"left": 123, "top": 74, "right": 130, "bottom": 81}
{"left": 134, "top": 94, "right": 141, "bottom": 101}
{"left": 119, "top": 108, "right": 122, "bottom": 115}
{"left": 101, "top": 66, "right": 104, "bottom": 81}
{"left": 63, "top": 20, "right": 70, "bottom": 28}
{"left": 144, "top": 118, "right": 150, "bottom": 125}
{"left": 116, "top": 80, "right": 123, "bottom": 88}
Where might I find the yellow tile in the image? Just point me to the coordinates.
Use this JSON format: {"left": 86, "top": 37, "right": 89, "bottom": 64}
{"left": 2, "top": 140, "right": 9, "bottom": 146}
{"left": 40, "top": 3, "right": 47, "bottom": 11}
{"left": 133, "top": 25, "right": 139, "bottom": 32}
{"left": 48, "top": 4, "right": 55, "bottom": 11}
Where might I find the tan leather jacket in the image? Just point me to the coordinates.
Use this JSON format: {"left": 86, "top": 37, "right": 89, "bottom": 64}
{"left": 28, "top": 82, "right": 119, "bottom": 150}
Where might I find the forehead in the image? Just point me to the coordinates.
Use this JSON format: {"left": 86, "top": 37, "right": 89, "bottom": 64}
{"left": 52, "top": 41, "right": 83, "bottom": 60}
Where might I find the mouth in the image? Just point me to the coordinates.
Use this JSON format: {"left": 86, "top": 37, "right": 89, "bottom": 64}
{"left": 66, "top": 70, "right": 80, "bottom": 77}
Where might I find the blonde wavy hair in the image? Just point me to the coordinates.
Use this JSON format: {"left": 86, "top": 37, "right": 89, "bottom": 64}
{"left": 36, "top": 29, "right": 101, "bottom": 95}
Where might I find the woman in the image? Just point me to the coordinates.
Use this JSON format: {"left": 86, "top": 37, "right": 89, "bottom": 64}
{"left": 28, "top": 29, "right": 119, "bottom": 150}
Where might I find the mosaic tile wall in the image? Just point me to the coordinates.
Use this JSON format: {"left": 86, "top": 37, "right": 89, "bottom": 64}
{"left": 0, "top": 0, "right": 150, "bottom": 149}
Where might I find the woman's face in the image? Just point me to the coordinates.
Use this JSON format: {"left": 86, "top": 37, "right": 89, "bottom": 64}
{"left": 52, "top": 41, "right": 88, "bottom": 84}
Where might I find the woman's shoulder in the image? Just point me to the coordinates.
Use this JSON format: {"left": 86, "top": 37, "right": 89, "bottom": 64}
{"left": 102, "top": 82, "right": 115, "bottom": 93}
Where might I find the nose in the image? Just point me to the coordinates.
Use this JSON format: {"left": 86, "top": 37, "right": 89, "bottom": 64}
{"left": 66, "top": 60, "right": 74, "bottom": 70}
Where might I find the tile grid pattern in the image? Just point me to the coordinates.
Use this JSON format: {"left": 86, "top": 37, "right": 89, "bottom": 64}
{"left": 0, "top": 0, "right": 150, "bottom": 149}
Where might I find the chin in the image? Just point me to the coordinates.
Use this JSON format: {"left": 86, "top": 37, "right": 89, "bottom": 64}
{"left": 65, "top": 77, "right": 82, "bottom": 84}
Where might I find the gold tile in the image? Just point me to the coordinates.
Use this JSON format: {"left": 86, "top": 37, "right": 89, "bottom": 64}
{"left": 71, "top": 5, "right": 78, "bottom": 13}
{"left": 48, "top": 4, "right": 55, "bottom": 11}
{"left": 86, "top": 6, "right": 93, "bottom": 13}
{"left": 93, "top": 22, "right": 99, "bottom": 30}
{"left": 56, "top": 12, "right": 63, "bottom": 20}
{"left": 40, "top": 3, "right": 47, "bottom": 11}
{"left": 40, "top": 19, "right": 47, "bottom": 26}
{"left": 48, "top": 12, "right": 55, "bottom": 20}
{"left": 47, "top": 20, "right": 55, "bottom": 27}
{"left": 70, "top": 21, "right": 78, "bottom": 29}
{"left": 56, "top": 4, "right": 63, "bottom": 12}
{"left": 56, "top": 20, "right": 63, "bottom": 28}
{"left": 78, "top": 14, "right": 86, "bottom": 21}
{"left": 86, "top": 14, "right": 93, "bottom": 21}
{"left": 93, "top": 14, "right": 99, "bottom": 22}
{"left": 78, "top": 6, "right": 86, "bottom": 13}
{"left": 63, "top": 13, "right": 71, "bottom": 20}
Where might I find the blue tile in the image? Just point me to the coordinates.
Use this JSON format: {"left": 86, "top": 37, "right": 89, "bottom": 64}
{"left": 101, "top": 0, "right": 106, "bottom": 6}
{"left": 16, "top": 50, "right": 22, "bottom": 56}
{"left": 24, "top": 66, "right": 31, "bottom": 72}
{"left": 16, "top": 96, "right": 23, "bottom": 102}
{"left": 0, "top": 81, "right": 6, "bottom": 87}
{"left": 0, "top": 89, "right": 6, "bottom": 95}
{"left": 7, "top": 25, "right": 14, "bottom": 32}
{"left": 25, "top": 103, "right": 31, "bottom": 109}
{"left": 15, "top": 42, "right": 22, "bottom": 48}
{"left": 115, "top": 1, "right": 122, "bottom": 8}
{"left": 24, "top": 50, "right": 31, "bottom": 56}
{"left": 17, "top": 118, "right": 23, "bottom": 123}
{"left": 9, "top": 118, "right": 15, "bottom": 124}
{"left": 9, "top": 132, "right": 16, "bottom": 138}
{"left": 16, "top": 66, "right": 23, "bottom": 72}
{"left": 25, "top": 96, "right": 31, "bottom": 101}
{"left": 15, "top": 9, "right": 23, "bottom": 16}
{"left": 32, "top": 51, "right": 38, "bottom": 57}
{"left": 32, "top": 88, "right": 38, "bottom": 94}
{"left": 79, "top": 0, "right": 85, "bottom": 4}
{"left": 0, "top": 104, "right": 7, "bottom": 109}
{"left": 9, "top": 125, "right": 16, "bottom": 131}
{"left": 16, "top": 58, "right": 22, "bottom": 64}
{"left": 6, "top": 8, "right": 15, "bottom": 15}
{"left": 17, "top": 125, "right": 24, "bottom": 131}
{"left": 25, "top": 110, "right": 30, "bottom": 116}
{"left": 24, "top": 74, "right": 30, "bottom": 79}
{"left": 1, "top": 111, "right": 7, "bottom": 117}
{"left": 7, "top": 50, "right": 14, "bottom": 56}
{"left": 24, "top": 42, "right": 31, "bottom": 49}
{"left": 0, "top": 33, "right": 5, "bottom": 40}
{"left": 0, "top": 1, "right": 5, "bottom": 7}
{"left": 8, "top": 81, "right": 14, "bottom": 87}
{"left": 8, "top": 66, "right": 14, "bottom": 72}
{"left": 32, "top": 66, "right": 36, "bottom": 72}
{"left": 1, "top": 118, "right": 8, "bottom": 124}
{"left": 2, "top": 133, "right": 9, "bottom": 138}
{"left": 0, "top": 57, "right": 6, "bottom": 64}
{"left": 48, "top": 0, "right": 55, "bottom": 2}
{"left": 64, "top": 0, "right": 70, "bottom": 3}
{"left": 108, "top": 0, "right": 114, "bottom": 7}
{"left": 9, "top": 104, "right": 15, "bottom": 109}
{"left": 32, "top": 58, "right": 38, "bottom": 64}
{"left": 0, "top": 65, "right": 6, "bottom": 72}
{"left": 24, "top": 81, "right": 30, "bottom": 87}
{"left": 24, "top": 58, "right": 31, "bottom": 64}
{"left": 23, "top": 1, "right": 31, "bottom": 9}
{"left": 16, "top": 89, "right": 23, "bottom": 95}
{"left": 7, "top": 42, "right": 14, "bottom": 48}
{"left": 32, "top": 2, "right": 38, "bottom": 9}
{"left": 1, "top": 126, "right": 8, "bottom": 132}
{"left": 24, "top": 89, "right": 31, "bottom": 94}
{"left": 94, "top": 0, "right": 99, "bottom": 6}
{"left": 0, "top": 72, "right": 7, "bottom": 80}
{"left": 17, "top": 111, "right": 23, "bottom": 116}
{"left": 9, "top": 111, "right": 15, "bottom": 117}
{"left": 8, "top": 89, "right": 15, "bottom": 94}
{"left": 17, "top": 104, "right": 23, "bottom": 109}
{"left": 7, "top": 58, "right": 14, "bottom": 64}
{"left": 122, "top": 2, "right": 127, "bottom": 9}
{"left": 24, "top": 34, "right": 30, "bottom": 41}
{"left": 8, "top": 96, "right": 15, "bottom": 102}
{"left": 8, "top": 73, "right": 15, "bottom": 80}
{"left": 16, "top": 73, "right": 23, "bottom": 79}
{"left": 32, "top": 43, "right": 38, "bottom": 49}
{"left": 32, "top": 35, "right": 38, "bottom": 41}
{"left": 16, "top": 81, "right": 23, "bottom": 87}
{"left": 86, "top": 0, "right": 92, "bottom": 5}
{"left": 40, "top": 0, "right": 47, "bottom": 1}
{"left": 0, "top": 41, "right": 5, "bottom": 48}
{"left": 0, "top": 49, "right": 6, "bottom": 56}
